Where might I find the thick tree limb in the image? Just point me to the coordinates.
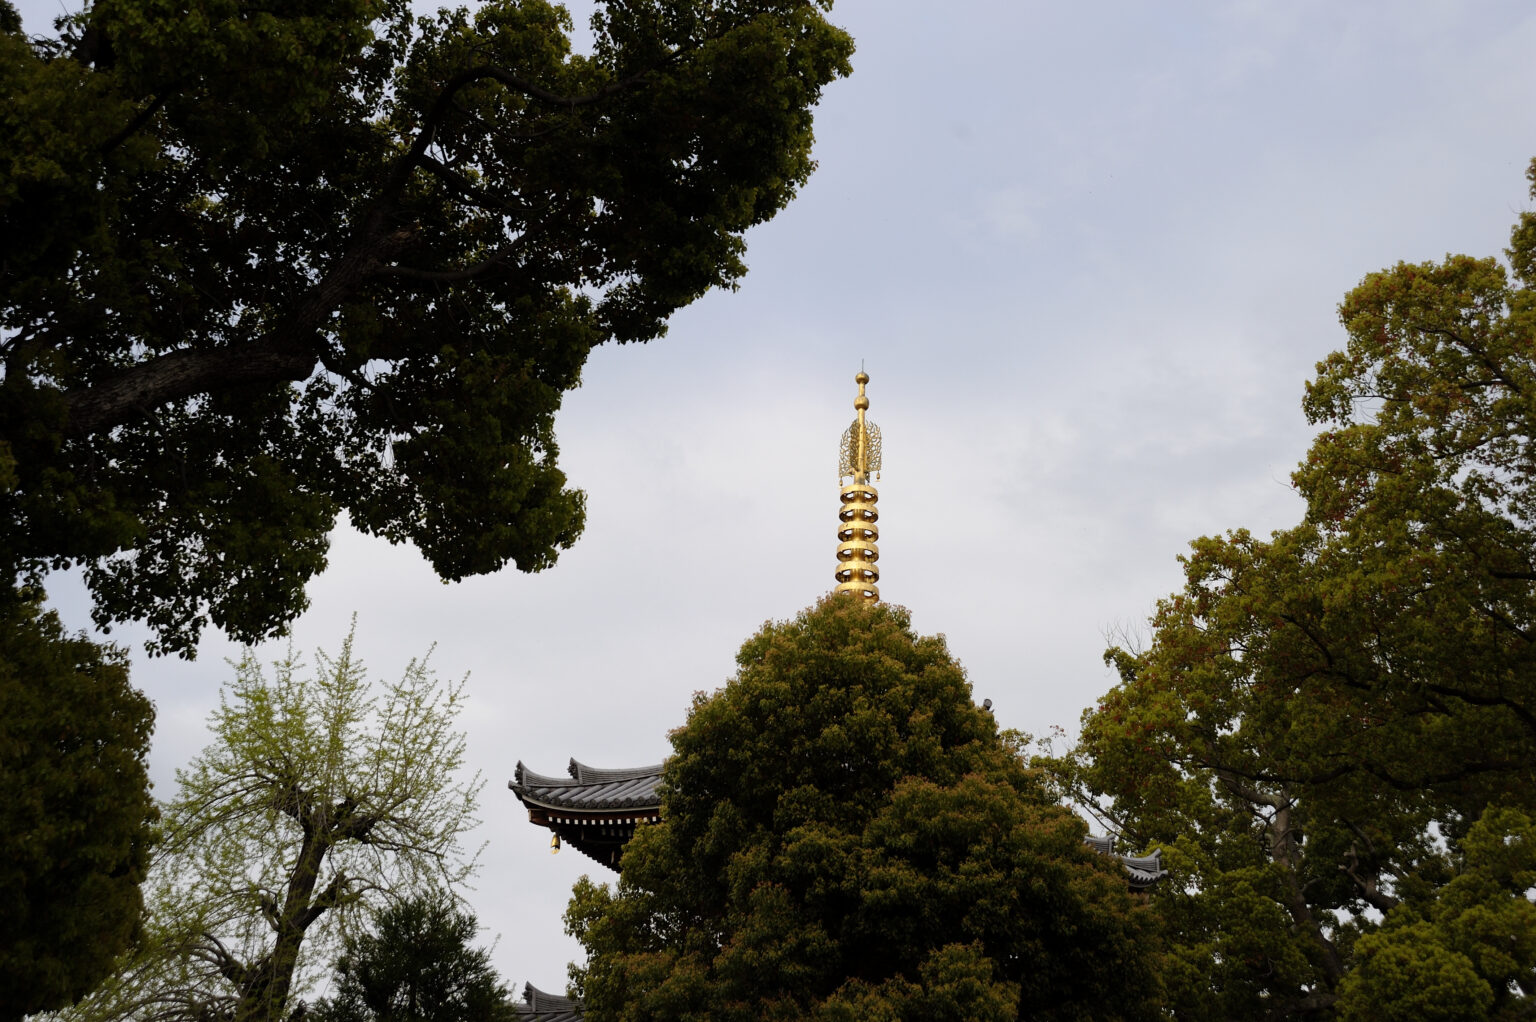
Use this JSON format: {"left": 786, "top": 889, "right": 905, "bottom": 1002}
{"left": 1272, "top": 804, "right": 1347, "bottom": 983}
{"left": 101, "top": 90, "right": 174, "bottom": 154}
{"left": 1339, "top": 834, "right": 1400, "bottom": 913}
{"left": 55, "top": 36, "right": 679, "bottom": 441}
{"left": 416, "top": 153, "right": 515, "bottom": 212}
{"left": 295, "top": 870, "right": 350, "bottom": 930}
{"left": 1212, "top": 766, "right": 1287, "bottom": 809}
{"left": 60, "top": 230, "right": 409, "bottom": 437}
{"left": 195, "top": 932, "right": 249, "bottom": 989}
{"left": 1419, "top": 675, "right": 1536, "bottom": 735}
{"left": 54, "top": 62, "right": 646, "bottom": 438}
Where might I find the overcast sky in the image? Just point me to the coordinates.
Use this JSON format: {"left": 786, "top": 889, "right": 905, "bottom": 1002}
{"left": 19, "top": 0, "right": 1536, "bottom": 999}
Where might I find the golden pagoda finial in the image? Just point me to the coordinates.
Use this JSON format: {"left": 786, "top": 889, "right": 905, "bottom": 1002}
{"left": 834, "top": 371, "right": 881, "bottom": 601}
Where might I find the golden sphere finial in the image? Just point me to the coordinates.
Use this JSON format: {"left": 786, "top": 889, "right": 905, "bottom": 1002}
{"left": 854, "top": 395, "right": 869, "bottom": 410}
{"left": 856, "top": 371, "right": 869, "bottom": 385}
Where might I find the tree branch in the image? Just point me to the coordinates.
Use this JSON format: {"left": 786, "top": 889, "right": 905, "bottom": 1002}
{"left": 61, "top": 229, "right": 412, "bottom": 437}
{"left": 195, "top": 931, "right": 249, "bottom": 988}
{"left": 377, "top": 246, "right": 520, "bottom": 283}
{"left": 416, "top": 153, "right": 513, "bottom": 212}
{"left": 55, "top": 43, "right": 672, "bottom": 437}
{"left": 1339, "top": 841, "right": 1399, "bottom": 914}
{"left": 1418, "top": 673, "right": 1536, "bottom": 736}
{"left": 100, "top": 90, "right": 174, "bottom": 154}
{"left": 374, "top": 62, "right": 655, "bottom": 217}
{"left": 295, "top": 870, "right": 351, "bottom": 931}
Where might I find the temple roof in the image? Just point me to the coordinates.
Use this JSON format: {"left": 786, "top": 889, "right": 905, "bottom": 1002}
{"left": 1121, "top": 854, "right": 1168, "bottom": 888}
{"left": 1084, "top": 833, "right": 1169, "bottom": 889}
{"left": 513, "top": 983, "right": 583, "bottom": 1021}
{"left": 511, "top": 759, "right": 1170, "bottom": 887}
{"left": 510, "top": 759, "right": 663, "bottom": 812}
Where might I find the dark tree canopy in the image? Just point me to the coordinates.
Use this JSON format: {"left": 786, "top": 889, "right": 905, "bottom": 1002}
{"left": 0, "top": 594, "right": 156, "bottom": 1021}
{"left": 0, "top": 0, "right": 853, "bottom": 655}
{"left": 312, "top": 895, "right": 515, "bottom": 1022}
{"left": 1047, "top": 158, "right": 1536, "bottom": 1020}
{"left": 566, "top": 597, "right": 1159, "bottom": 1022}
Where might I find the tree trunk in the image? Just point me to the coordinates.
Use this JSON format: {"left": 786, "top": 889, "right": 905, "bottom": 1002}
{"left": 233, "top": 820, "right": 330, "bottom": 1022}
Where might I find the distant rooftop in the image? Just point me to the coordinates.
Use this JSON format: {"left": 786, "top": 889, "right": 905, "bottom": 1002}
{"left": 511, "top": 759, "right": 664, "bottom": 812}
{"left": 511, "top": 758, "right": 1168, "bottom": 888}
{"left": 508, "top": 760, "right": 664, "bottom": 867}
{"left": 513, "top": 983, "right": 582, "bottom": 1021}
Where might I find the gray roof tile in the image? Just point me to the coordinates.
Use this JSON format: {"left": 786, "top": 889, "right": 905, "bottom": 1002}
{"left": 509, "top": 759, "right": 662, "bottom": 812}
{"left": 1119, "top": 852, "right": 1170, "bottom": 888}
{"left": 513, "top": 983, "right": 583, "bottom": 1021}
{"left": 1080, "top": 834, "right": 1171, "bottom": 889}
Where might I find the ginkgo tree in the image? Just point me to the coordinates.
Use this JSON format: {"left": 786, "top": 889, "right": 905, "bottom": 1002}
{"left": 60, "top": 629, "right": 482, "bottom": 1022}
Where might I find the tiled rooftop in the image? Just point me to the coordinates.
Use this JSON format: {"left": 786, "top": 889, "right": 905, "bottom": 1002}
{"left": 513, "top": 983, "right": 583, "bottom": 1021}
{"left": 1084, "top": 834, "right": 1169, "bottom": 889}
{"left": 1120, "top": 852, "right": 1169, "bottom": 888}
{"left": 510, "top": 758, "right": 663, "bottom": 812}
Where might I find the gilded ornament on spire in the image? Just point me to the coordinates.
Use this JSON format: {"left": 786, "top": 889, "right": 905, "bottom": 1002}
{"left": 834, "top": 371, "right": 881, "bottom": 601}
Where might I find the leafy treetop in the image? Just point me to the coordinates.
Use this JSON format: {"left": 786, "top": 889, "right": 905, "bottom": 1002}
{"left": 0, "top": 0, "right": 853, "bottom": 655}
{"left": 311, "top": 894, "right": 516, "bottom": 1022}
{"left": 567, "top": 597, "right": 1160, "bottom": 1022}
{"left": 0, "top": 596, "right": 156, "bottom": 1021}
{"left": 58, "top": 628, "right": 482, "bottom": 1022}
{"left": 1047, "top": 157, "right": 1536, "bottom": 1020}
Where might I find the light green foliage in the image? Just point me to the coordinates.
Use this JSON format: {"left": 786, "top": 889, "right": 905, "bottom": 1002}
{"left": 1339, "top": 922, "right": 1494, "bottom": 1022}
{"left": 0, "top": 593, "right": 156, "bottom": 1020}
{"left": 567, "top": 597, "right": 1159, "bottom": 1022}
{"left": 0, "top": 0, "right": 853, "bottom": 656}
{"left": 310, "top": 894, "right": 515, "bottom": 1022}
{"left": 1339, "top": 807, "right": 1536, "bottom": 1022}
{"left": 58, "top": 628, "right": 482, "bottom": 1022}
{"left": 1047, "top": 158, "right": 1536, "bottom": 1018}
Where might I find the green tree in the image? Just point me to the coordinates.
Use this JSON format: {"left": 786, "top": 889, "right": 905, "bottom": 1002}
{"left": 0, "top": 595, "right": 156, "bottom": 1021}
{"left": 566, "top": 597, "right": 1160, "bottom": 1022}
{"left": 1048, "top": 158, "right": 1536, "bottom": 1018}
{"left": 1336, "top": 808, "right": 1536, "bottom": 1022}
{"left": 0, "top": 0, "right": 853, "bottom": 656}
{"left": 311, "top": 894, "right": 515, "bottom": 1022}
{"left": 59, "top": 628, "right": 481, "bottom": 1022}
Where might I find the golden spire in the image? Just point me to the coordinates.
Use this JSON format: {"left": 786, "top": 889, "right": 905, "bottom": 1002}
{"left": 834, "top": 371, "right": 881, "bottom": 601}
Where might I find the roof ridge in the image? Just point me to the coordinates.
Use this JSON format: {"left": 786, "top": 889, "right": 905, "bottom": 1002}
{"left": 523, "top": 982, "right": 582, "bottom": 1011}
{"left": 568, "top": 758, "right": 665, "bottom": 783}
{"left": 513, "top": 761, "right": 578, "bottom": 789}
